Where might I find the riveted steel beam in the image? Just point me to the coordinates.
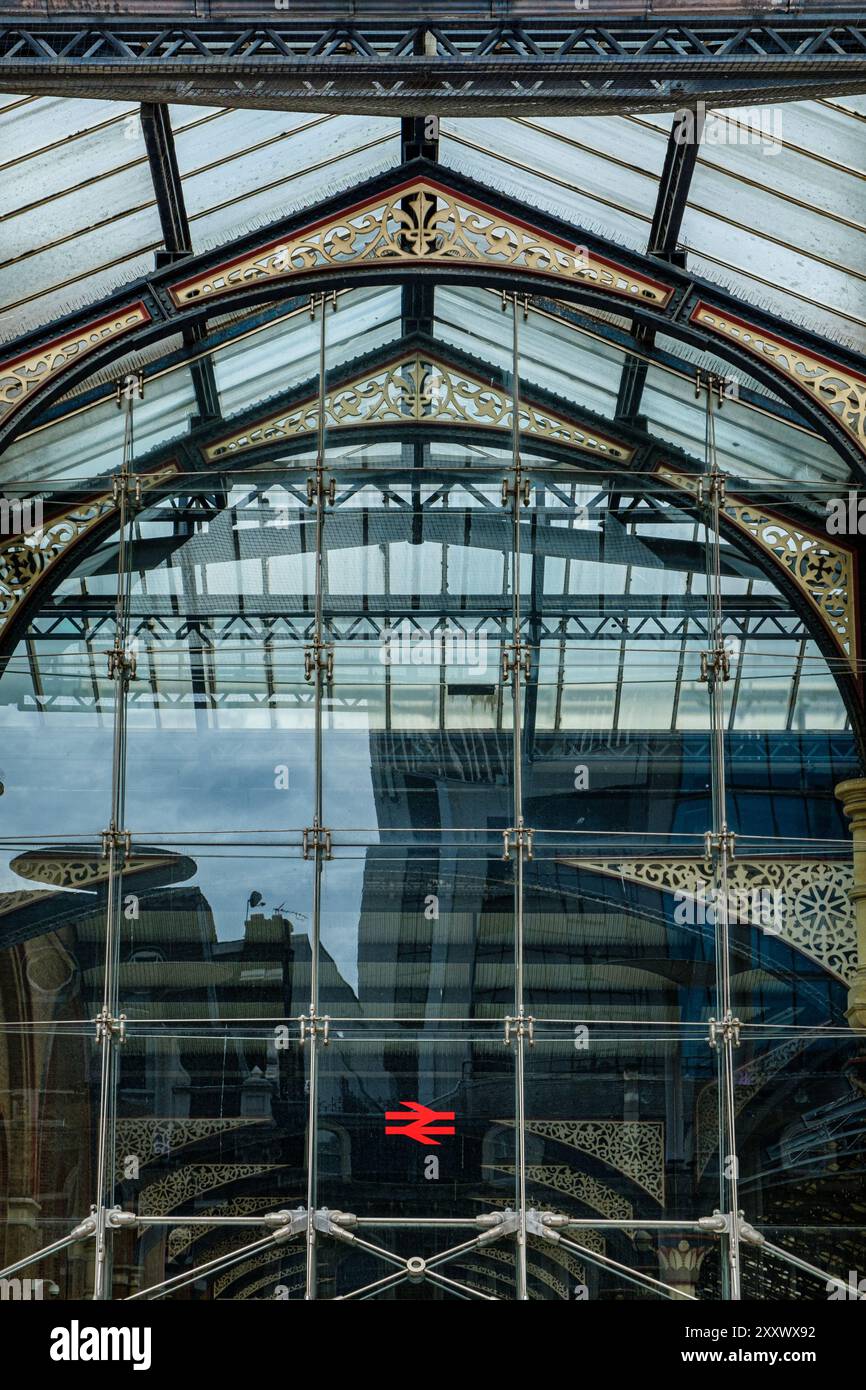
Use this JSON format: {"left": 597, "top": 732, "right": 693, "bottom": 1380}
{"left": 139, "top": 101, "right": 222, "bottom": 423}
{"left": 2, "top": 13, "right": 866, "bottom": 114}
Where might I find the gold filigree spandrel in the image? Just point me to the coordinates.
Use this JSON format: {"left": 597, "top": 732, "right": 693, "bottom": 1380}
{"left": 691, "top": 303, "right": 866, "bottom": 459}
{"left": 657, "top": 463, "right": 857, "bottom": 673}
{"left": 561, "top": 856, "right": 856, "bottom": 982}
{"left": 170, "top": 180, "right": 672, "bottom": 309}
{"left": 0, "top": 304, "right": 151, "bottom": 427}
{"left": 204, "top": 353, "right": 634, "bottom": 464}
{"left": 0, "top": 464, "right": 177, "bottom": 646}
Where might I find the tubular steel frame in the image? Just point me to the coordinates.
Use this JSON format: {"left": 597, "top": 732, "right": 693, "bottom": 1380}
{"left": 0, "top": 299, "right": 862, "bottom": 1301}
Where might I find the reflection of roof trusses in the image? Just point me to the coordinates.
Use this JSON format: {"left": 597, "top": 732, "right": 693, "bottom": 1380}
{"left": 0, "top": 423, "right": 857, "bottom": 748}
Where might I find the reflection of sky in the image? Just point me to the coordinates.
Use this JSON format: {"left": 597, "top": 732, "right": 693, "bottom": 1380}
{"left": 0, "top": 705, "right": 379, "bottom": 990}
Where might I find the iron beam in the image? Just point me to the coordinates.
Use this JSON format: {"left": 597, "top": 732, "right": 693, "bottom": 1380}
{"left": 140, "top": 101, "right": 222, "bottom": 424}
{"left": 2, "top": 15, "right": 866, "bottom": 114}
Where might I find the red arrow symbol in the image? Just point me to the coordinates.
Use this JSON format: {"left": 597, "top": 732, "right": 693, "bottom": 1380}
{"left": 385, "top": 1100, "right": 456, "bottom": 1146}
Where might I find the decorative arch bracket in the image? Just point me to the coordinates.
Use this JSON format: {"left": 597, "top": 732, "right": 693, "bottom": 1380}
{"left": 559, "top": 855, "right": 856, "bottom": 984}
{"left": 203, "top": 347, "right": 636, "bottom": 466}
{"left": 0, "top": 463, "right": 178, "bottom": 656}
{"left": 2, "top": 160, "right": 865, "bottom": 478}
{"left": 655, "top": 462, "right": 858, "bottom": 678}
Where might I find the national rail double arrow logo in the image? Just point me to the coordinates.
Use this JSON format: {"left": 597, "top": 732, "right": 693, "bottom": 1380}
{"left": 385, "top": 1100, "right": 456, "bottom": 1146}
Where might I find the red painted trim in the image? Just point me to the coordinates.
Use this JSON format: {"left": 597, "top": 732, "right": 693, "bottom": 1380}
{"left": 691, "top": 300, "right": 866, "bottom": 386}
{"left": 169, "top": 176, "right": 674, "bottom": 305}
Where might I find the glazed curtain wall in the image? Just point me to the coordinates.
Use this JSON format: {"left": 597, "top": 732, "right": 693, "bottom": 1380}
{"left": 0, "top": 294, "right": 862, "bottom": 1302}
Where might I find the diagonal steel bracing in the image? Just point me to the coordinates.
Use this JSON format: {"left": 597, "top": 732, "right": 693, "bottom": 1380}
{"left": 1, "top": 12, "right": 866, "bottom": 114}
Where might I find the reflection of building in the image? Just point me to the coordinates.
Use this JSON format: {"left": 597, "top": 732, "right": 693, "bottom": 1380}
{"left": 0, "top": 847, "right": 359, "bottom": 1298}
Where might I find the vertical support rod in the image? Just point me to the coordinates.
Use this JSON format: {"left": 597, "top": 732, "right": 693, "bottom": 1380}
{"left": 305, "top": 295, "right": 328, "bottom": 1300}
{"left": 92, "top": 396, "right": 135, "bottom": 1300}
{"left": 703, "top": 393, "right": 741, "bottom": 1301}
{"left": 509, "top": 296, "right": 529, "bottom": 1302}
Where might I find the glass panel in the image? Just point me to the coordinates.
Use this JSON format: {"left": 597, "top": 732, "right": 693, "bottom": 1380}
{"left": 123, "top": 478, "right": 314, "bottom": 836}
{"left": 0, "top": 1026, "right": 99, "bottom": 1300}
{"left": 114, "top": 842, "right": 313, "bottom": 1026}
{"left": 312, "top": 1023, "right": 515, "bottom": 1300}
{"left": 320, "top": 467, "right": 516, "bottom": 832}
{"left": 320, "top": 838, "right": 515, "bottom": 1021}
{"left": 736, "top": 1034, "right": 866, "bottom": 1301}
{"left": 113, "top": 1020, "right": 309, "bottom": 1301}
{"left": 525, "top": 1034, "right": 724, "bottom": 1300}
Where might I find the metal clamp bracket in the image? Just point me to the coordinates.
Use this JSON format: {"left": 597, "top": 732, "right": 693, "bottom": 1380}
{"left": 115, "top": 371, "right": 144, "bottom": 408}
{"left": 502, "top": 820, "right": 533, "bottom": 861}
{"left": 504, "top": 1014, "right": 534, "bottom": 1046}
{"left": 502, "top": 641, "right": 532, "bottom": 683}
{"left": 304, "top": 639, "right": 334, "bottom": 683}
{"left": 302, "top": 820, "right": 333, "bottom": 860}
{"left": 707, "top": 1012, "right": 741, "bottom": 1049}
{"left": 299, "top": 1012, "right": 331, "bottom": 1047}
{"left": 94, "top": 1007, "right": 127, "bottom": 1045}
{"left": 306, "top": 472, "right": 336, "bottom": 506}
{"left": 106, "top": 1207, "right": 140, "bottom": 1231}
{"left": 101, "top": 825, "right": 131, "bottom": 858}
{"left": 313, "top": 1208, "right": 358, "bottom": 1239}
{"left": 107, "top": 641, "right": 137, "bottom": 682}
{"left": 502, "top": 474, "right": 531, "bottom": 508}
{"left": 703, "top": 827, "right": 736, "bottom": 860}
{"left": 699, "top": 645, "right": 730, "bottom": 684}
{"left": 695, "top": 369, "right": 733, "bottom": 412}
{"left": 525, "top": 1209, "right": 570, "bottom": 1240}
{"left": 309, "top": 290, "right": 338, "bottom": 319}
{"left": 501, "top": 290, "right": 530, "bottom": 319}
{"left": 111, "top": 470, "right": 143, "bottom": 510}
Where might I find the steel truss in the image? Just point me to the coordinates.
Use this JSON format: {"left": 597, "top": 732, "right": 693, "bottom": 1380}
{"left": 1, "top": 1204, "right": 857, "bottom": 1304}
{"left": 2, "top": 13, "right": 866, "bottom": 114}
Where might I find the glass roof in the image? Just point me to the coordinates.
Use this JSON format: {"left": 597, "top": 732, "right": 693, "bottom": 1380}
{"left": 441, "top": 101, "right": 866, "bottom": 343}
{"left": 1, "top": 284, "right": 847, "bottom": 501}
{"left": 1, "top": 89, "right": 863, "bottom": 499}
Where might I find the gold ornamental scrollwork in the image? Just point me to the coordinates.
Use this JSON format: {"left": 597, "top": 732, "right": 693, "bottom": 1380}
{"left": 115, "top": 1117, "right": 269, "bottom": 1181}
{"left": 170, "top": 179, "right": 673, "bottom": 309}
{"left": 560, "top": 855, "right": 857, "bottom": 982}
{"left": 138, "top": 1163, "right": 286, "bottom": 1216}
{"left": 10, "top": 851, "right": 177, "bottom": 891}
{"left": 0, "top": 303, "right": 151, "bottom": 428}
{"left": 203, "top": 352, "right": 634, "bottom": 465}
{"left": 495, "top": 1118, "right": 664, "bottom": 1204}
{"left": 0, "top": 464, "right": 177, "bottom": 648}
{"left": 691, "top": 303, "right": 866, "bottom": 460}
{"left": 656, "top": 462, "right": 857, "bottom": 674}
{"left": 488, "top": 1164, "right": 633, "bottom": 1221}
